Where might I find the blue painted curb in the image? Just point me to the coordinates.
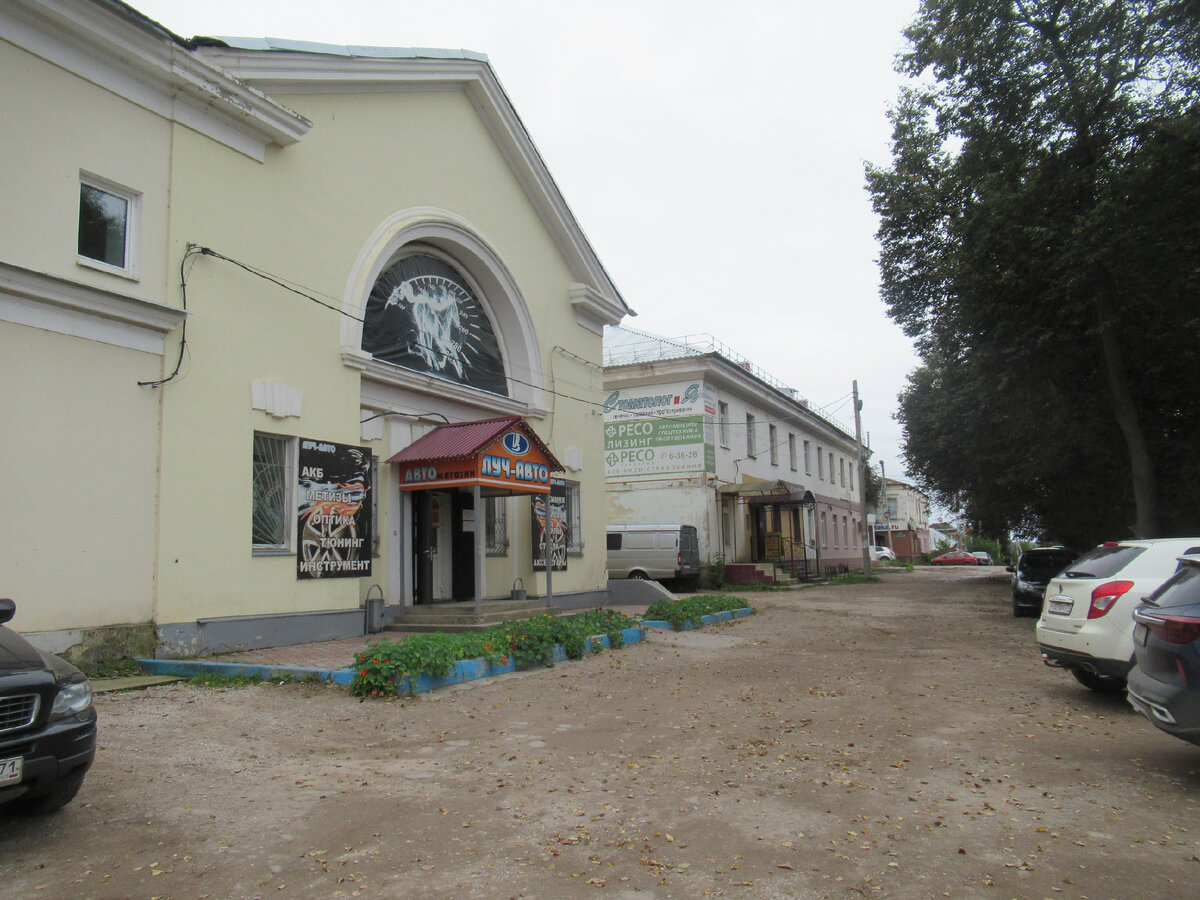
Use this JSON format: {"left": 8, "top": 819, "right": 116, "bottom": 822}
{"left": 136, "top": 625, "right": 647, "bottom": 696}
{"left": 640, "top": 606, "right": 754, "bottom": 631}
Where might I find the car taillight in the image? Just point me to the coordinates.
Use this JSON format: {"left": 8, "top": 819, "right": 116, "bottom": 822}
{"left": 1088, "top": 581, "right": 1134, "bottom": 618}
{"left": 677, "top": 552, "right": 682, "bottom": 566}
{"left": 1145, "top": 615, "right": 1200, "bottom": 645}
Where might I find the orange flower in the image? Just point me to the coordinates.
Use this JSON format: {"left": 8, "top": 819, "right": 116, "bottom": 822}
{"left": 361, "top": 669, "right": 367, "bottom": 676}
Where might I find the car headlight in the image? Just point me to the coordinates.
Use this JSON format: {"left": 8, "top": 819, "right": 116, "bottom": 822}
{"left": 50, "top": 678, "right": 93, "bottom": 719}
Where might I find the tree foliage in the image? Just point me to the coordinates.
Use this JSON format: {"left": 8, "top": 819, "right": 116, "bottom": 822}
{"left": 867, "top": 0, "right": 1200, "bottom": 547}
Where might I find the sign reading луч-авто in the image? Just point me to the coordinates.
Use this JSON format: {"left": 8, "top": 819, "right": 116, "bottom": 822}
{"left": 397, "top": 429, "right": 553, "bottom": 494}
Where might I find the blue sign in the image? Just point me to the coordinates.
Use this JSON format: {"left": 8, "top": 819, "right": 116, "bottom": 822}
{"left": 502, "top": 431, "right": 530, "bottom": 456}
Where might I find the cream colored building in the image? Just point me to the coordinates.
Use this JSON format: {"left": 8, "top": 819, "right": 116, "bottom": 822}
{"left": 2, "top": 0, "right": 627, "bottom": 659}
{"left": 604, "top": 327, "right": 866, "bottom": 580}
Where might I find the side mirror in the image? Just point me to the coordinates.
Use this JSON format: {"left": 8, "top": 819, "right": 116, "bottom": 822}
{"left": 0, "top": 598, "right": 14, "bottom": 625}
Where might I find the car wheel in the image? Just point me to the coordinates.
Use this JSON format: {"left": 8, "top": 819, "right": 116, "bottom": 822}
{"left": 12, "top": 769, "right": 88, "bottom": 815}
{"left": 1070, "top": 667, "right": 1125, "bottom": 693}
{"left": 629, "top": 571, "right": 648, "bottom": 580}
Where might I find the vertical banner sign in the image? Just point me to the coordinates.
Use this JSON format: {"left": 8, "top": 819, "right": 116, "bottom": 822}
{"left": 297, "top": 439, "right": 372, "bottom": 579}
{"left": 531, "top": 477, "right": 567, "bottom": 571}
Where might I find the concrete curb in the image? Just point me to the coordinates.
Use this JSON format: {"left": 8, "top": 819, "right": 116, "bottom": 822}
{"left": 640, "top": 606, "right": 755, "bottom": 631}
{"left": 136, "top": 625, "right": 649, "bottom": 694}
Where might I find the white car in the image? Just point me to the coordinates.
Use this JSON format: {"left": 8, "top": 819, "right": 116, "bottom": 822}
{"left": 1036, "top": 537, "right": 1200, "bottom": 691}
{"left": 970, "top": 551, "right": 993, "bottom": 565}
{"left": 871, "top": 545, "right": 896, "bottom": 562}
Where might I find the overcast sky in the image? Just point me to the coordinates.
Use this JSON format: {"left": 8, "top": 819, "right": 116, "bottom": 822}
{"left": 132, "top": 0, "right": 925, "bottom": 483}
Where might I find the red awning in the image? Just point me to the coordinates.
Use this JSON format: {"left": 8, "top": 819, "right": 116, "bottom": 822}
{"left": 385, "top": 416, "right": 563, "bottom": 494}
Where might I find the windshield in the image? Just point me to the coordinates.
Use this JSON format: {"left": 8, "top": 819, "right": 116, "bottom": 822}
{"left": 1018, "top": 551, "right": 1077, "bottom": 579}
{"left": 1062, "top": 545, "right": 1145, "bottom": 579}
{"left": 1145, "top": 562, "right": 1200, "bottom": 609}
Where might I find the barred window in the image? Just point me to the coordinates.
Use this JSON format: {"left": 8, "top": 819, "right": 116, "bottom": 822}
{"left": 252, "top": 432, "right": 293, "bottom": 551}
{"left": 485, "top": 497, "right": 508, "bottom": 556}
{"left": 565, "top": 481, "right": 583, "bottom": 555}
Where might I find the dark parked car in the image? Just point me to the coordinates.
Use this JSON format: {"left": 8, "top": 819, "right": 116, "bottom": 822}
{"left": 1128, "top": 556, "right": 1200, "bottom": 746}
{"left": 0, "top": 599, "right": 97, "bottom": 814}
{"left": 1007, "top": 547, "right": 1077, "bottom": 618}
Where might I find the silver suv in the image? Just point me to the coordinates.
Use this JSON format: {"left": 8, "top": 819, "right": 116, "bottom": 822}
{"left": 1036, "top": 538, "right": 1200, "bottom": 691}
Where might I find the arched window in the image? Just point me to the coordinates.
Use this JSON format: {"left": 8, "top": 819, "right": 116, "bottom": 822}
{"left": 362, "top": 253, "right": 507, "bottom": 396}
{"left": 342, "top": 209, "right": 545, "bottom": 413}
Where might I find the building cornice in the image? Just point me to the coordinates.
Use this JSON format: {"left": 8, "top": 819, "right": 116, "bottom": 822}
{"left": 192, "top": 47, "right": 628, "bottom": 323}
{"left": 0, "top": 259, "right": 186, "bottom": 354}
{"left": 3, "top": 1, "right": 311, "bottom": 160}
{"left": 341, "top": 349, "right": 549, "bottom": 419}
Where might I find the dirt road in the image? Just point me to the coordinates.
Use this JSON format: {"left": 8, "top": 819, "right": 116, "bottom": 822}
{"left": 3, "top": 567, "right": 1198, "bottom": 899}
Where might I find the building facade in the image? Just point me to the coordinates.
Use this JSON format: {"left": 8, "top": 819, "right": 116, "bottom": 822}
{"left": 603, "top": 327, "right": 865, "bottom": 579}
{"left": 2, "top": 0, "right": 627, "bottom": 659}
{"left": 875, "top": 478, "right": 932, "bottom": 561}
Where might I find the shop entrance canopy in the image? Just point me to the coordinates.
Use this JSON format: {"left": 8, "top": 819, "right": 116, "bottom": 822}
{"left": 385, "top": 415, "right": 563, "bottom": 495}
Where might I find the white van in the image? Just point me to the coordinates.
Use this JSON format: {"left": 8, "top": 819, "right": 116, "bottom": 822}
{"left": 606, "top": 524, "right": 700, "bottom": 583}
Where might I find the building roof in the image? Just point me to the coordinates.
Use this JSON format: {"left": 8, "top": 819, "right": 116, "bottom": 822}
{"left": 386, "top": 416, "right": 561, "bottom": 470}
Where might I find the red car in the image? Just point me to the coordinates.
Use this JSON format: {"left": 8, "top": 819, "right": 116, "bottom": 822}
{"left": 932, "top": 550, "right": 981, "bottom": 566}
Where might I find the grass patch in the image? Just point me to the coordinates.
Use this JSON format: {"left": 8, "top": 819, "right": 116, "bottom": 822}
{"left": 829, "top": 572, "right": 880, "bottom": 585}
{"left": 642, "top": 594, "right": 754, "bottom": 629}
{"left": 81, "top": 657, "right": 145, "bottom": 679}
{"left": 185, "top": 672, "right": 264, "bottom": 689}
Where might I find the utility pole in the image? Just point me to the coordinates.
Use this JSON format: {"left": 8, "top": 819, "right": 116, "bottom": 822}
{"left": 853, "top": 380, "right": 870, "bottom": 574}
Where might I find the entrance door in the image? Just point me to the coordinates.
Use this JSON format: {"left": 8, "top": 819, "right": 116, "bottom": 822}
{"left": 413, "top": 491, "right": 434, "bottom": 605}
{"left": 412, "top": 491, "right": 470, "bottom": 604}
{"left": 450, "top": 492, "right": 476, "bottom": 600}
{"left": 752, "top": 507, "right": 768, "bottom": 561}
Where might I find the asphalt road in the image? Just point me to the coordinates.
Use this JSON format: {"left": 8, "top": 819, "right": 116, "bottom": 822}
{"left": 3, "top": 567, "right": 1198, "bottom": 899}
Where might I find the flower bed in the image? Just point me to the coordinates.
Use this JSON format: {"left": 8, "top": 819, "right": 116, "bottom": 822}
{"left": 641, "top": 594, "right": 755, "bottom": 630}
{"left": 351, "top": 608, "right": 638, "bottom": 698}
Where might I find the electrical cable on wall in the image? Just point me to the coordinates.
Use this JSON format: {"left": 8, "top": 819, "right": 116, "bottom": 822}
{"left": 174, "top": 245, "right": 865, "bottom": 438}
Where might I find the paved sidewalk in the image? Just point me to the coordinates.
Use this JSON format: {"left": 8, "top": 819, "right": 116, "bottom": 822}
{"left": 195, "top": 635, "right": 375, "bottom": 670}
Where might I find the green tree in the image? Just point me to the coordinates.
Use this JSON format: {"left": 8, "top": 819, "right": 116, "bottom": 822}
{"left": 867, "top": 0, "right": 1200, "bottom": 546}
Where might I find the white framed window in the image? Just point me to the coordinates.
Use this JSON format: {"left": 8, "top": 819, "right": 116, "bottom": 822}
{"left": 485, "top": 497, "right": 508, "bottom": 556}
{"left": 788, "top": 433, "right": 797, "bottom": 471}
{"left": 746, "top": 413, "right": 757, "bottom": 457}
{"left": 839, "top": 457, "right": 846, "bottom": 487}
{"left": 821, "top": 511, "right": 828, "bottom": 548}
{"left": 77, "top": 173, "right": 140, "bottom": 278}
{"left": 565, "top": 480, "right": 583, "bottom": 555}
{"left": 804, "top": 440, "right": 811, "bottom": 475}
{"left": 718, "top": 401, "right": 730, "bottom": 447}
{"left": 769, "top": 424, "right": 779, "bottom": 465}
{"left": 848, "top": 462, "right": 855, "bottom": 492}
{"left": 252, "top": 432, "right": 295, "bottom": 553}
{"left": 829, "top": 452, "right": 835, "bottom": 483}
{"left": 817, "top": 446, "right": 825, "bottom": 480}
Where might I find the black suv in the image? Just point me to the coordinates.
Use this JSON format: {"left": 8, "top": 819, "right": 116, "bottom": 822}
{"left": 1007, "top": 547, "right": 1078, "bottom": 617}
{"left": 0, "top": 599, "right": 97, "bottom": 814}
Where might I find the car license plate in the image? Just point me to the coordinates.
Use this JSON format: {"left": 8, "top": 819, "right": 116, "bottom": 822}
{"left": 1134, "top": 622, "right": 1150, "bottom": 646}
{"left": 1048, "top": 597, "right": 1073, "bottom": 616}
{"left": 0, "top": 756, "right": 22, "bottom": 787}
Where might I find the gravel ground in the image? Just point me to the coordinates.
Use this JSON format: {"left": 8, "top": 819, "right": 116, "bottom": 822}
{"left": 3, "top": 567, "right": 1199, "bottom": 900}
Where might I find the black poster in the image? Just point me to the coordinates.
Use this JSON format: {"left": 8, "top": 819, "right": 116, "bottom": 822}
{"left": 361, "top": 254, "right": 508, "bottom": 395}
{"left": 531, "top": 477, "right": 567, "bottom": 571}
{"left": 296, "top": 439, "right": 372, "bottom": 579}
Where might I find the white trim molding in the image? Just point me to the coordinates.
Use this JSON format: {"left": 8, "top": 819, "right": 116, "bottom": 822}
{"left": 0, "top": 260, "right": 185, "bottom": 354}
{"left": 341, "top": 208, "right": 549, "bottom": 415}
{"left": 2, "top": 0, "right": 312, "bottom": 161}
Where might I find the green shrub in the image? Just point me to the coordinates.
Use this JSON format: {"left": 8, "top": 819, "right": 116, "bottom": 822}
{"left": 349, "top": 608, "right": 638, "bottom": 698}
{"left": 642, "top": 594, "right": 752, "bottom": 629}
